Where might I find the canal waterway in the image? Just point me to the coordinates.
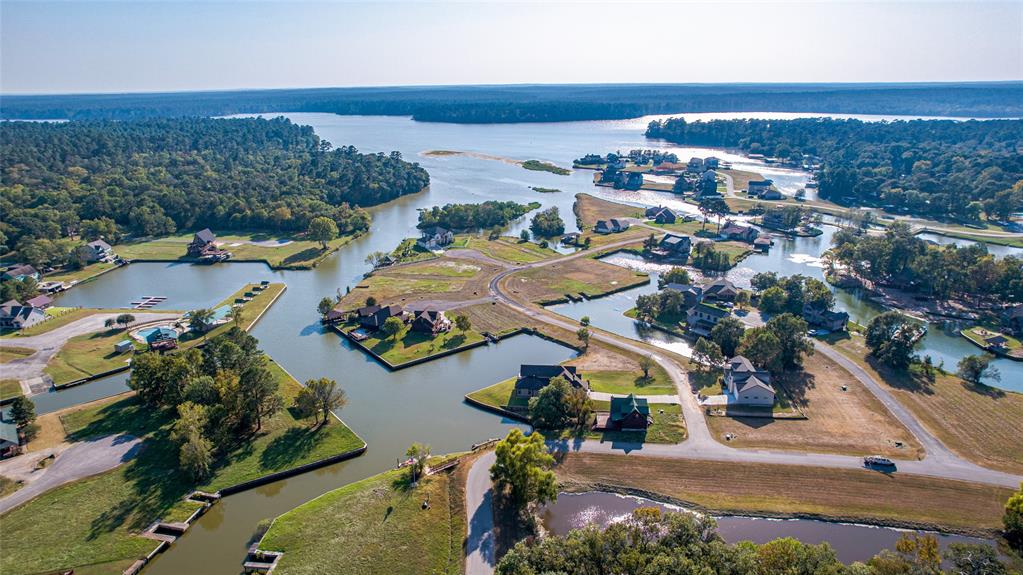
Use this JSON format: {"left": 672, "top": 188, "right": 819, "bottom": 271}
{"left": 39, "top": 111, "right": 1020, "bottom": 572}
{"left": 541, "top": 491, "right": 995, "bottom": 565}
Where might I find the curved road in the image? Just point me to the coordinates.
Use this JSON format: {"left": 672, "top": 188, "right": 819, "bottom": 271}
{"left": 465, "top": 451, "right": 497, "bottom": 575}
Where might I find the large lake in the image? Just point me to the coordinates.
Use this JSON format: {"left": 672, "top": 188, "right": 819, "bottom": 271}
{"left": 42, "top": 111, "right": 1018, "bottom": 572}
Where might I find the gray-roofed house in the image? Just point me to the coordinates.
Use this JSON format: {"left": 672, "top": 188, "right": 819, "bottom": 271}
{"left": 719, "top": 222, "right": 759, "bottom": 243}
{"left": 84, "top": 240, "right": 114, "bottom": 262}
{"left": 747, "top": 179, "right": 774, "bottom": 197}
{"left": 802, "top": 304, "right": 849, "bottom": 331}
{"left": 417, "top": 227, "right": 454, "bottom": 250}
{"left": 594, "top": 219, "right": 628, "bottom": 234}
{"left": 657, "top": 234, "right": 692, "bottom": 258}
{"left": 0, "top": 300, "right": 46, "bottom": 330}
{"left": 25, "top": 294, "right": 53, "bottom": 309}
{"left": 663, "top": 283, "right": 703, "bottom": 309}
{"left": 358, "top": 304, "right": 405, "bottom": 330}
{"left": 513, "top": 364, "right": 587, "bottom": 398}
{"left": 724, "top": 356, "right": 775, "bottom": 406}
{"left": 702, "top": 278, "right": 739, "bottom": 302}
{"left": 1, "top": 264, "right": 39, "bottom": 282}
{"left": 687, "top": 302, "right": 730, "bottom": 337}
{"left": 410, "top": 306, "right": 452, "bottom": 335}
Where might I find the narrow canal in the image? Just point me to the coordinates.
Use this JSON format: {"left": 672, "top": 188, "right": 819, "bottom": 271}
{"left": 37, "top": 111, "right": 1018, "bottom": 572}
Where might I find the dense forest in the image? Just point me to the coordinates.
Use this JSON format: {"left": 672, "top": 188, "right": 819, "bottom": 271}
{"left": 417, "top": 201, "right": 538, "bottom": 231}
{"left": 3, "top": 83, "right": 1021, "bottom": 123}
{"left": 0, "top": 117, "right": 430, "bottom": 254}
{"left": 647, "top": 117, "right": 1023, "bottom": 221}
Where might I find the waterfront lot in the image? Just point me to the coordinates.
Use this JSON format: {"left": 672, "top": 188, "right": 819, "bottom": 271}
{"left": 704, "top": 351, "right": 922, "bottom": 459}
{"left": 573, "top": 193, "right": 644, "bottom": 228}
{"left": 357, "top": 327, "right": 486, "bottom": 367}
{"left": 115, "top": 232, "right": 354, "bottom": 269}
{"left": 452, "top": 235, "right": 559, "bottom": 264}
{"left": 258, "top": 453, "right": 474, "bottom": 575}
{"left": 339, "top": 255, "right": 503, "bottom": 311}
{"left": 0, "top": 363, "right": 363, "bottom": 575}
{"left": 554, "top": 452, "right": 1014, "bottom": 533}
{"left": 504, "top": 257, "right": 649, "bottom": 304}
{"left": 830, "top": 333, "right": 1023, "bottom": 475}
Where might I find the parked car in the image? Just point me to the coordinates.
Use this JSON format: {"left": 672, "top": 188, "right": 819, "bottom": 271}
{"left": 863, "top": 456, "right": 896, "bottom": 470}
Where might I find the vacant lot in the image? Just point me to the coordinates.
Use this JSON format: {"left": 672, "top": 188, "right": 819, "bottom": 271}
{"left": 116, "top": 231, "right": 354, "bottom": 269}
{"left": 504, "top": 256, "right": 649, "bottom": 304}
{"left": 720, "top": 168, "right": 765, "bottom": 194}
{"left": 454, "top": 235, "right": 558, "bottom": 264}
{"left": 554, "top": 453, "right": 1013, "bottom": 533}
{"left": 259, "top": 453, "right": 474, "bottom": 575}
{"left": 360, "top": 328, "right": 485, "bottom": 367}
{"left": 0, "top": 363, "right": 363, "bottom": 575}
{"left": 44, "top": 261, "right": 120, "bottom": 286}
{"left": 830, "top": 334, "right": 1023, "bottom": 475}
{"left": 574, "top": 193, "right": 645, "bottom": 228}
{"left": 340, "top": 255, "right": 501, "bottom": 312}
{"left": 705, "top": 351, "right": 922, "bottom": 459}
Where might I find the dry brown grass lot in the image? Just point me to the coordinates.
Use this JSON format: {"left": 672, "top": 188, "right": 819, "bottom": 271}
{"left": 574, "top": 193, "right": 644, "bottom": 228}
{"left": 830, "top": 334, "right": 1023, "bottom": 475}
{"left": 720, "top": 168, "right": 764, "bottom": 194}
{"left": 554, "top": 452, "right": 1013, "bottom": 534}
{"left": 705, "top": 351, "right": 922, "bottom": 459}
{"left": 338, "top": 256, "right": 502, "bottom": 312}
{"left": 501, "top": 257, "right": 648, "bottom": 304}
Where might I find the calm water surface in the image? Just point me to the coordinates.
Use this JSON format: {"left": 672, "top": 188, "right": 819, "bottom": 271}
{"left": 541, "top": 492, "right": 995, "bottom": 565}
{"left": 43, "top": 112, "right": 1020, "bottom": 572}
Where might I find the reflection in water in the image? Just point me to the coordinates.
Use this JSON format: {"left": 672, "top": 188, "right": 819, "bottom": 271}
{"left": 542, "top": 492, "right": 994, "bottom": 565}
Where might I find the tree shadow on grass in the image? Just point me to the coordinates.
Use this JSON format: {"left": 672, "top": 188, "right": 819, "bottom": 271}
{"left": 775, "top": 369, "right": 815, "bottom": 408}
{"left": 258, "top": 425, "right": 327, "bottom": 472}
{"left": 442, "top": 333, "right": 467, "bottom": 349}
{"left": 962, "top": 380, "right": 1006, "bottom": 399}
{"left": 282, "top": 247, "right": 325, "bottom": 266}
{"left": 865, "top": 356, "right": 936, "bottom": 395}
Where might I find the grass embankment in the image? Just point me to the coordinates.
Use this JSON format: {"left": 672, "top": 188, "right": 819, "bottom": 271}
{"left": 0, "top": 363, "right": 364, "bottom": 575}
{"left": 451, "top": 235, "right": 558, "bottom": 264}
{"left": 0, "top": 379, "right": 23, "bottom": 400}
{"left": 259, "top": 452, "right": 475, "bottom": 575}
{"left": 360, "top": 328, "right": 486, "bottom": 367}
{"left": 829, "top": 333, "right": 1023, "bottom": 474}
{"left": 624, "top": 307, "right": 685, "bottom": 336}
{"left": 0, "top": 346, "right": 34, "bottom": 364}
{"left": 554, "top": 452, "right": 1014, "bottom": 534}
{"left": 116, "top": 231, "right": 354, "bottom": 269}
{"left": 522, "top": 159, "right": 570, "bottom": 176}
{"left": 961, "top": 326, "right": 1023, "bottom": 358}
{"left": 44, "top": 261, "right": 120, "bottom": 286}
{"left": 43, "top": 283, "right": 285, "bottom": 386}
{"left": 505, "top": 256, "right": 649, "bottom": 304}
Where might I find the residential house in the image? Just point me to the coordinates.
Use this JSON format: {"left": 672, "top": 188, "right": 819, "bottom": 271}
{"left": 0, "top": 412, "right": 20, "bottom": 459}
{"left": 760, "top": 189, "right": 784, "bottom": 200}
{"left": 417, "top": 227, "right": 454, "bottom": 250}
{"left": 747, "top": 180, "right": 774, "bottom": 197}
{"left": 1, "top": 264, "right": 39, "bottom": 282}
{"left": 187, "top": 228, "right": 218, "bottom": 257}
{"left": 753, "top": 237, "right": 773, "bottom": 252}
{"left": 687, "top": 157, "right": 705, "bottom": 173}
{"left": 594, "top": 219, "right": 630, "bottom": 234}
{"left": 513, "top": 364, "right": 587, "bottom": 398}
{"left": 663, "top": 283, "right": 703, "bottom": 309}
{"left": 802, "top": 304, "right": 849, "bottom": 331}
{"left": 593, "top": 394, "right": 650, "bottom": 432}
{"left": 701, "top": 169, "right": 718, "bottom": 184}
{"left": 357, "top": 304, "right": 405, "bottom": 330}
{"left": 561, "top": 232, "right": 581, "bottom": 245}
{"left": 410, "top": 306, "right": 452, "bottom": 335}
{"left": 704, "top": 157, "right": 720, "bottom": 169}
{"left": 657, "top": 234, "right": 692, "bottom": 258}
{"left": 652, "top": 208, "right": 678, "bottom": 224}
{"left": 1004, "top": 305, "right": 1023, "bottom": 336}
{"left": 724, "top": 356, "right": 775, "bottom": 406}
{"left": 83, "top": 240, "right": 114, "bottom": 262}
{"left": 323, "top": 308, "right": 346, "bottom": 324}
{"left": 645, "top": 206, "right": 666, "bottom": 219}
{"left": 687, "top": 302, "right": 730, "bottom": 337}
{"left": 610, "top": 218, "right": 630, "bottom": 232}
{"left": 702, "top": 278, "right": 739, "bottom": 302}
{"left": 985, "top": 335, "right": 1009, "bottom": 351}
{"left": 25, "top": 294, "right": 53, "bottom": 309}
{"left": 0, "top": 300, "right": 46, "bottom": 330}
{"left": 720, "top": 221, "right": 759, "bottom": 243}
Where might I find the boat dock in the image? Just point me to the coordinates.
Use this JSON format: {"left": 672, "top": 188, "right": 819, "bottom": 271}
{"left": 131, "top": 296, "right": 167, "bottom": 309}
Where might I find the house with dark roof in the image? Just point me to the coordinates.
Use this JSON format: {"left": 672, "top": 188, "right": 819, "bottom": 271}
{"left": 410, "top": 307, "right": 451, "bottom": 335}
{"left": 1004, "top": 305, "right": 1023, "bottom": 336}
{"left": 657, "top": 234, "right": 692, "bottom": 258}
{"left": 704, "top": 157, "right": 720, "bottom": 169}
{"left": 645, "top": 206, "right": 667, "bottom": 219}
{"left": 687, "top": 157, "right": 705, "bottom": 173}
{"left": 25, "top": 294, "right": 53, "bottom": 309}
{"left": 1, "top": 264, "right": 39, "bottom": 282}
{"left": 702, "top": 278, "right": 738, "bottom": 302}
{"left": 0, "top": 409, "right": 20, "bottom": 459}
{"left": 663, "top": 283, "right": 703, "bottom": 309}
{"left": 513, "top": 364, "right": 587, "bottom": 398}
{"left": 417, "top": 227, "right": 454, "bottom": 250}
{"left": 357, "top": 304, "right": 405, "bottom": 330}
{"left": 802, "top": 304, "right": 849, "bottom": 331}
{"left": 724, "top": 356, "right": 775, "bottom": 406}
{"left": 594, "top": 219, "right": 630, "bottom": 234}
{"left": 593, "top": 394, "right": 651, "bottom": 431}
{"left": 753, "top": 236, "right": 773, "bottom": 252}
{"left": 701, "top": 169, "right": 718, "bottom": 184}
{"left": 188, "top": 228, "right": 218, "bottom": 257}
{"left": 719, "top": 221, "right": 759, "bottom": 243}
{"left": 747, "top": 180, "right": 774, "bottom": 197}
{"left": 687, "top": 302, "right": 730, "bottom": 337}
{"left": 0, "top": 300, "right": 46, "bottom": 330}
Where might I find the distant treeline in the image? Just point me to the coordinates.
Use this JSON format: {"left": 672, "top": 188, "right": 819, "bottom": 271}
{"left": 417, "top": 200, "right": 539, "bottom": 231}
{"left": 2, "top": 83, "right": 1022, "bottom": 122}
{"left": 0, "top": 117, "right": 430, "bottom": 252}
{"left": 647, "top": 117, "right": 1023, "bottom": 221}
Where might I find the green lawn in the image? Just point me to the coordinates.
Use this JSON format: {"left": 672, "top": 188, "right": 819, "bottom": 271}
{"left": 585, "top": 369, "right": 675, "bottom": 396}
{"left": 1, "top": 307, "right": 128, "bottom": 339}
{"left": 624, "top": 308, "right": 686, "bottom": 336}
{"left": 456, "top": 235, "right": 559, "bottom": 264}
{"left": 522, "top": 159, "right": 570, "bottom": 175}
{"left": 0, "top": 346, "right": 34, "bottom": 364}
{"left": 466, "top": 377, "right": 527, "bottom": 408}
{"left": 556, "top": 401, "right": 686, "bottom": 445}
{"left": 0, "top": 379, "right": 23, "bottom": 401}
{"left": 396, "top": 260, "right": 482, "bottom": 278}
{"left": 44, "top": 261, "right": 120, "bottom": 285}
{"left": 115, "top": 231, "right": 355, "bottom": 269}
{"left": 388, "top": 238, "right": 438, "bottom": 265}
{"left": 259, "top": 459, "right": 467, "bottom": 575}
{"left": 362, "top": 328, "right": 485, "bottom": 367}
{"left": 961, "top": 326, "right": 1022, "bottom": 357}
{"left": 0, "top": 363, "right": 364, "bottom": 575}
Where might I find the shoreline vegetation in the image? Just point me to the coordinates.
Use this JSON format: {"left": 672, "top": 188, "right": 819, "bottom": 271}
{"left": 115, "top": 231, "right": 359, "bottom": 270}
{"left": 0, "top": 359, "right": 365, "bottom": 575}
{"left": 422, "top": 150, "right": 572, "bottom": 175}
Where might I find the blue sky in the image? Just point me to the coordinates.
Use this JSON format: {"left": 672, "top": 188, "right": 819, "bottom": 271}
{"left": 1, "top": 1, "right": 1020, "bottom": 94}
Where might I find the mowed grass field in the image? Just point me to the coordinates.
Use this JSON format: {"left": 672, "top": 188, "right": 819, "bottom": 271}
{"left": 830, "top": 333, "right": 1023, "bottom": 475}
{"left": 0, "top": 363, "right": 364, "bottom": 575}
{"left": 705, "top": 350, "right": 922, "bottom": 459}
{"left": 455, "top": 235, "right": 559, "bottom": 264}
{"left": 259, "top": 453, "right": 475, "bottom": 575}
{"left": 44, "top": 261, "right": 120, "bottom": 286}
{"left": 362, "top": 328, "right": 486, "bottom": 367}
{"left": 554, "top": 452, "right": 1014, "bottom": 533}
{"left": 115, "top": 231, "right": 354, "bottom": 269}
{"left": 504, "top": 256, "right": 648, "bottom": 304}
{"left": 339, "top": 255, "right": 501, "bottom": 312}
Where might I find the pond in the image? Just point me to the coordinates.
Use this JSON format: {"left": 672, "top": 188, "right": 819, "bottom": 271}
{"left": 541, "top": 491, "right": 996, "bottom": 565}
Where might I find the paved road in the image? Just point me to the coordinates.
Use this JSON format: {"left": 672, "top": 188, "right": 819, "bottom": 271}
{"left": 465, "top": 450, "right": 497, "bottom": 575}
{"left": 482, "top": 241, "right": 1023, "bottom": 488}
{"left": 0, "top": 312, "right": 178, "bottom": 392}
{"left": 0, "top": 433, "right": 142, "bottom": 514}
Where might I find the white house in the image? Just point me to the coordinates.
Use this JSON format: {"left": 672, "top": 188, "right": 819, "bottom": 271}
{"left": 417, "top": 227, "right": 454, "bottom": 250}
{"left": 0, "top": 300, "right": 47, "bottom": 330}
{"left": 724, "top": 356, "right": 775, "bottom": 406}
